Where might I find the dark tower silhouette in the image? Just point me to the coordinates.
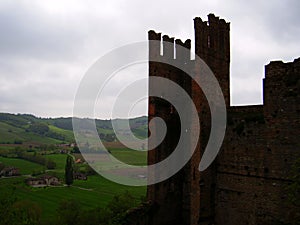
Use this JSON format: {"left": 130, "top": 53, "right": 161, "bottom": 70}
{"left": 145, "top": 14, "right": 299, "bottom": 225}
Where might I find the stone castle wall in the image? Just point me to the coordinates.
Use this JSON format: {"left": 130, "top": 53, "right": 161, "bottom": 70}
{"left": 147, "top": 14, "right": 300, "bottom": 225}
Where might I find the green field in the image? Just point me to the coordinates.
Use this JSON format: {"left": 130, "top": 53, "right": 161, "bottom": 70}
{"left": 0, "top": 113, "right": 147, "bottom": 145}
{"left": 44, "top": 154, "right": 68, "bottom": 171}
{"left": 0, "top": 175, "right": 146, "bottom": 221}
{"left": 0, "top": 150, "right": 147, "bottom": 222}
{"left": 0, "top": 156, "right": 44, "bottom": 175}
{"left": 0, "top": 145, "right": 16, "bottom": 151}
{"left": 0, "top": 121, "right": 61, "bottom": 144}
{"left": 109, "top": 148, "right": 147, "bottom": 166}
{"left": 48, "top": 125, "right": 75, "bottom": 142}
{"left": 0, "top": 113, "right": 148, "bottom": 223}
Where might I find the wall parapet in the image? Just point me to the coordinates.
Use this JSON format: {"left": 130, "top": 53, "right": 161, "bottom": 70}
{"left": 148, "top": 30, "right": 192, "bottom": 62}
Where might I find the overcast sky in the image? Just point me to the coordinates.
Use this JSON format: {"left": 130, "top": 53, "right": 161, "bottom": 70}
{"left": 0, "top": 0, "right": 299, "bottom": 119}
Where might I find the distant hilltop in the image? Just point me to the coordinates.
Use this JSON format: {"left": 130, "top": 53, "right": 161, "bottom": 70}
{"left": 0, "top": 112, "right": 147, "bottom": 145}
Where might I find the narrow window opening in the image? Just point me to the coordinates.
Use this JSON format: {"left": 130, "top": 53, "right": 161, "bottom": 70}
{"left": 160, "top": 37, "right": 163, "bottom": 56}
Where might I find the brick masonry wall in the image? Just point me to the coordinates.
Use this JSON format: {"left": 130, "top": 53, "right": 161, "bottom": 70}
{"left": 147, "top": 30, "right": 194, "bottom": 225}
{"left": 147, "top": 14, "right": 300, "bottom": 225}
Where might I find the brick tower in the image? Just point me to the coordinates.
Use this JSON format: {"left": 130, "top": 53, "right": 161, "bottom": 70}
{"left": 147, "top": 14, "right": 230, "bottom": 225}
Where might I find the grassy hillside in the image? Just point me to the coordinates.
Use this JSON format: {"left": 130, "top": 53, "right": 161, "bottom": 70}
{"left": 0, "top": 150, "right": 147, "bottom": 221}
{"left": 0, "top": 121, "right": 61, "bottom": 145}
{"left": 0, "top": 113, "right": 148, "bottom": 224}
{"left": 0, "top": 156, "right": 45, "bottom": 175}
{"left": 0, "top": 175, "right": 146, "bottom": 221}
{"left": 0, "top": 113, "right": 148, "bottom": 145}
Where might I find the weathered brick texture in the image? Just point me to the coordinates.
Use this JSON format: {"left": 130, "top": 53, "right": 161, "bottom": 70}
{"left": 147, "top": 14, "right": 300, "bottom": 225}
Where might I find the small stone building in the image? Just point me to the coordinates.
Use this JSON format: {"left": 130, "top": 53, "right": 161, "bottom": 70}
{"left": 26, "top": 175, "right": 60, "bottom": 187}
{"left": 0, "top": 167, "right": 20, "bottom": 177}
{"left": 74, "top": 172, "right": 87, "bottom": 180}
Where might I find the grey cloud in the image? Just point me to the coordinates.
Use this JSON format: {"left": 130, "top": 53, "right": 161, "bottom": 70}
{"left": 0, "top": 1, "right": 130, "bottom": 63}
{"left": 0, "top": 5, "right": 82, "bottom": 61}
{"left": 0, "top": 0, "right": 299, "bottom": 117}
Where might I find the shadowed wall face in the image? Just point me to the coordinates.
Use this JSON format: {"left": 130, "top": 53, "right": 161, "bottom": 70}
{"left": 147, "top": 14, "right": 299, "bottom": 225}
{"left": 148, "top": 30, "right": 193, "bottom": 225}
{"left": 147, "top": 14, "right": 231, "bottom": 225}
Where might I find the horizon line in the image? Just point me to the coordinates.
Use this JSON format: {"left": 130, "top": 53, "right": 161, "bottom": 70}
{"left": 0, "top": 111, "right": 148, "bottom": 120}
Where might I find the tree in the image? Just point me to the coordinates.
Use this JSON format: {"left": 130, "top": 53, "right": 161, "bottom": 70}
{"left": 57, "top": 199, "right": 81, "bottom": 225}
{"left": 28, "top": 122, "right": 49, "bottom": 135}
{"left": 107, "top": 191, "right": 137, "bottom": 224}
{"left": 72, "top": 145, "right": 80, "bottom": 153}
{"left": 65, "top": 155, "right": 74, "bottom": 186}
{"left": 0, "top": 187, "right": 16, "bottom": 225}
{"left": 0, "top": 188, "right": 42, "bottom": 225}
{"left": 11, "top": 200, "right": 42, "bottom": 225}
{"left": 56, "top": 200, "right": 112, "bottom": 225}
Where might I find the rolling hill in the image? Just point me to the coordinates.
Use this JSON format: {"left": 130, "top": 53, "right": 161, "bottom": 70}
{"left": 0, "top": 113, "right": 148, "bottom": 145}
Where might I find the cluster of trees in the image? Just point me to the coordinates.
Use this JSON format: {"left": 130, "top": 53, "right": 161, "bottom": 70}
{"left": 0, "top": 188, "right": 42, "bottom": 225}
{"left": 53, "top": 118, "right": 73, "bottom": 131}
{"left": 27, "top": 123, "right": 66, "bottom": 141}
{"left": 0, "top": 189, "right": 138, "bottom": 225}
{"left": 33, "top": 144, "right": 58, "bottom": 151}
{"left": 0, "top": 147, "right": 56, "bottom": 170}
{"left": 14, "top": 148, "right": 56, "bottom": 170}
{"left": 55, "top": 191, "right": 137, "bottom": 225}
{"left": 27, "top": 123, "right": 49, "bottom": 135}
{"left": 99, "top": 133, "right": 116, "bottom": 142}
{"left": 0, "top": 113, "right": 30, "bottom": 128}
{"left": 45, "top": 131, "right": 66, "bottom": 141}
{"left": 0, "top": 163, "right": 5, "bottom": 171}
{"left": 0, "top": 140, "right": 23, "bottom": 145}
{"left": 19, "top": 153, "right": 56, "bottom": 170}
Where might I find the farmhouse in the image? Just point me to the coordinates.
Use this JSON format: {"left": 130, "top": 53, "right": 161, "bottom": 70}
{"left": 26, "top": 175, "right": 60, "bottom": 187}
{"left": 74, "top": 172, "right": 87, "bottom": 180}
{"left": 0, "top": 167, "right": 20, "bottom": 177}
